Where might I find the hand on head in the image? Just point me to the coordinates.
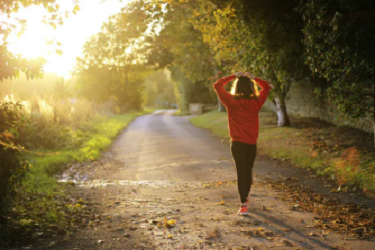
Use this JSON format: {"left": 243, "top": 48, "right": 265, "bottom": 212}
{"left": 245, "top": 72, "right": 255, "bottom": 80}
{"left": 234, "top": 72, "right": 245, "bottom": 78}
{"left": 235, "top": 71, "right": 255, "bottom": 80}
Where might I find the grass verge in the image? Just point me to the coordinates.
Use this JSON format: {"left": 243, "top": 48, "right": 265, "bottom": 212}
{"left": 173, "top": 110, "right": 191, "bottom": 116}
{"left": 25, "top": 112, "right": 143, "bottom": 194}
{"left": 2, "top": 111, "right": 146, "bottom": 245}
{"left": 191, "top": 110, "right": 375, "bottom": 192}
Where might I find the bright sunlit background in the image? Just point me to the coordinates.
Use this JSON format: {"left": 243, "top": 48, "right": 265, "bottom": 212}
{"left": 7, "top": 0, "right": 128, "bottom": 79}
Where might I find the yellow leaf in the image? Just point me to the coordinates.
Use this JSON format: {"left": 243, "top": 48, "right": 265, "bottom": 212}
{"left": 49, "top": 22, "right": 56, "bottom": 29}
{"left": 74, "top": 4, "right": 80, "bottom": 11}
{"left": 56, "top": 49, "right": 63, "bottom": 56}
{"left": 166, "top": 219, "right": 176, "bottom": 228}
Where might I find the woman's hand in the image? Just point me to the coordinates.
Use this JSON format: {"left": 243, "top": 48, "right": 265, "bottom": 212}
{"left": 234, "top": 72, "right": 245, "bottom": 78}
{"left": 245, "top": 72, "right": 256, "bottom": 80}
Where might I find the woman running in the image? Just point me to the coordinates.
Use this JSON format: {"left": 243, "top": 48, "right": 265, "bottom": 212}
{"left": 213, "top": 71, "right": 272, "bottom": 215}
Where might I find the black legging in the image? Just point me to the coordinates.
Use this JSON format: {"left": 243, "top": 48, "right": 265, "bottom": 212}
{"left": 230, "top": 141, "right": 257, "bottom": 203}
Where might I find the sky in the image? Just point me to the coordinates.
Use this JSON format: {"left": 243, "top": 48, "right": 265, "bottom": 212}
{"left": 6, "top": 0, "right": 128, "bottom": 78}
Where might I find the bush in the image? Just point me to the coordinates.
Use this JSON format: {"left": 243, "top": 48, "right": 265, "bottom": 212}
{"left": 0, "top": 101, "right": 28, "bottom": 209}
{"left": 0, "top": 144, "right": 27, "bottom": 209}
{"left": 23, "top": 123, "right": 81, "bottom": 149}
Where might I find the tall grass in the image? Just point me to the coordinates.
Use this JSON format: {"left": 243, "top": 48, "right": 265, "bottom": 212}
{"left": 1, "top": 93, "right": 117, "bottom": 149}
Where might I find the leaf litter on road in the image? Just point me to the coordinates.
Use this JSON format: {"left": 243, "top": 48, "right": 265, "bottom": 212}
{"left": 261, "top": 177, "right": 375, "bottom": 240}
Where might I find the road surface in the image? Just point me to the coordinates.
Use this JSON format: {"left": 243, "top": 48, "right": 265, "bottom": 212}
{"left": 27, "top": 110, "right": 375, "bottom": 250}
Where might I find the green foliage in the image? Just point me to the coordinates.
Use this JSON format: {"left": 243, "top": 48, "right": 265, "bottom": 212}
{"left": 145, "top": 1, "right": 218, "bottom": 110}
{"left": 147, "top": 0, "right": 307, "bottom": 115}
{"left": 0, "top": 144, "right": 26, "bottom": 210}
{"left": 0, "top": 91, "right": 110, "bottom": 150}
{"left": 0, "top": 101, "right": 29, "bottom": 210}
{"left": 23, "top": 124, "right": 81, "bottom": 150}
{"left": 170, "top": 66, "right": 215, "bottom": 111}
{"left": 0, "top": 101, "right": 26, "bottom": 139}
{"left": 76, "top": 65, "right": 148, "bottom": 112}
{"left": 75, "top": 1, "right": 153, "bottom": 111}
{"left": 144, "top": 70, "right": 176, "bottom": 107}
{"left": 185, "top": 0, "right": 308, "bottom": 125}
{"left": 299, "top": 0, "right": 375, "bottom": 121}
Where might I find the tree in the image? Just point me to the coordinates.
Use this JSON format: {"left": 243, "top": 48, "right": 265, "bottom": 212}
{"left": 299, "top": 0, "right": 375, "bottom": 145}
{"left": 0, "top": 0, "right": 77, "bottom": 211}
{"left": 75, "top": 1, "right": 152, "bottom": 111}
{"left": 189, "top": 0, "right": 309, "bottom": 126}
{"left": 145, "top": 0, "right": 219, "bottom": 111}
{"left": 0, "top": 0, "right": 78, "bottom": 81}
{"left": 144, "top": 70, "right": 176, "bottom": 108}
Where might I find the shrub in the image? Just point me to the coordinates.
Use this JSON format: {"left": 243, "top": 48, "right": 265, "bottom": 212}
{"left": 0, "top": 144, "right": 27, "bottom": 210}
{"left": 0, "top": 101, "right": 28, "bottom": 209}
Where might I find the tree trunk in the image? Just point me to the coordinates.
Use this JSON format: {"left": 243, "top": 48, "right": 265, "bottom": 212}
{"left": 218, "top": 96, "right": 226, "bottom": 112}
{"left": 274, "top": 97, "right": 290, "bottom": 127}
{"left": 212, "top": 64, "right": 226, "bottom": 113}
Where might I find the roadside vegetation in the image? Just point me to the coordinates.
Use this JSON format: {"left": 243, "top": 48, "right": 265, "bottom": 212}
{"left": 0, "top": 88, "right": 146, "bottom": 245}
{"left": 174, "top": 110, "right": 191, "bottom": 116}
{"left": 191, "top": 110, "right": 375, "bottom": 192}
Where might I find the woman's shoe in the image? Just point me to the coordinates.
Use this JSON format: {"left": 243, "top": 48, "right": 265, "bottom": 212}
{"left": 237, "top": 205, "right": 248, "bottom": 216}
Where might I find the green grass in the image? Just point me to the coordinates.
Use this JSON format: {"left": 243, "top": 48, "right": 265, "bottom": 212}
{"left": 190, "top": 111, "right": 229, "bottom": 138}
{"left": 173, "top": 110, "right": 191, "bottom": 116}
{"left": 24, "top": 112, "right": 142, "bottom": 194}
{"left": 190, "top": 110, "right": 375, "bottom": 192}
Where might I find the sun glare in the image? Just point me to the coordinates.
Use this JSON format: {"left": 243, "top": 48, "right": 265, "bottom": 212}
{"left": 6, "top": 0, "right": 128, "bottom": 79}
{"left": 10, "top": 33, "right": 47, "bottom": 59}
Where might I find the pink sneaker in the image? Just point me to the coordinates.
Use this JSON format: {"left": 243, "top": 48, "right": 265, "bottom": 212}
{"left": 237, "top": 205, "right": 248, "bottom": 216}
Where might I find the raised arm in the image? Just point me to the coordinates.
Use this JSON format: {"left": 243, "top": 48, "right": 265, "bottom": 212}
{"left": 254, "top": 77, "right": 272, "bottom": 107}
{"left": 212, "top": 74, "right": 236, "bottom": 106}
{"left": 245, "top": 72, "right": 272, "bottom": 108}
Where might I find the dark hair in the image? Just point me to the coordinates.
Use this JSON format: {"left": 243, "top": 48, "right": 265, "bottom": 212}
{"left": 230, "top": 76, "right": 259, "bottom": 100}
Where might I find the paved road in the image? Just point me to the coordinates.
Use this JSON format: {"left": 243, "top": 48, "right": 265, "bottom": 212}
{"left": 29, "top": 110, "right": 375, "bottom": 250}
{"left": 110, "top": 110, "right": 236, "bottom": 182}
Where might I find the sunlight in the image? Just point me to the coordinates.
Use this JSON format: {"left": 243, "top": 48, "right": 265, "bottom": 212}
{"left": 6, "top": 0, "right": 128, "bottom": 78}
{"left": 10, "top": 31, "right": 48, "bottom": 59}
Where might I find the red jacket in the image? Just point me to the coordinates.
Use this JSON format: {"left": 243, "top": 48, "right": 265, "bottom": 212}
{"left": 213, "top": 75, "right": 271, "bottom": 145}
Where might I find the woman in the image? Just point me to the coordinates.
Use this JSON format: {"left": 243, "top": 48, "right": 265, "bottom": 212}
{"left": 213, "top": 71, "right": 272, "bottom": 215}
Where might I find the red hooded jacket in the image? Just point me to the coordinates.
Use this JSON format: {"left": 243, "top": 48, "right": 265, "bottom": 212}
{"left": 213, "top": 75, "right": 272, "bottom": 145}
